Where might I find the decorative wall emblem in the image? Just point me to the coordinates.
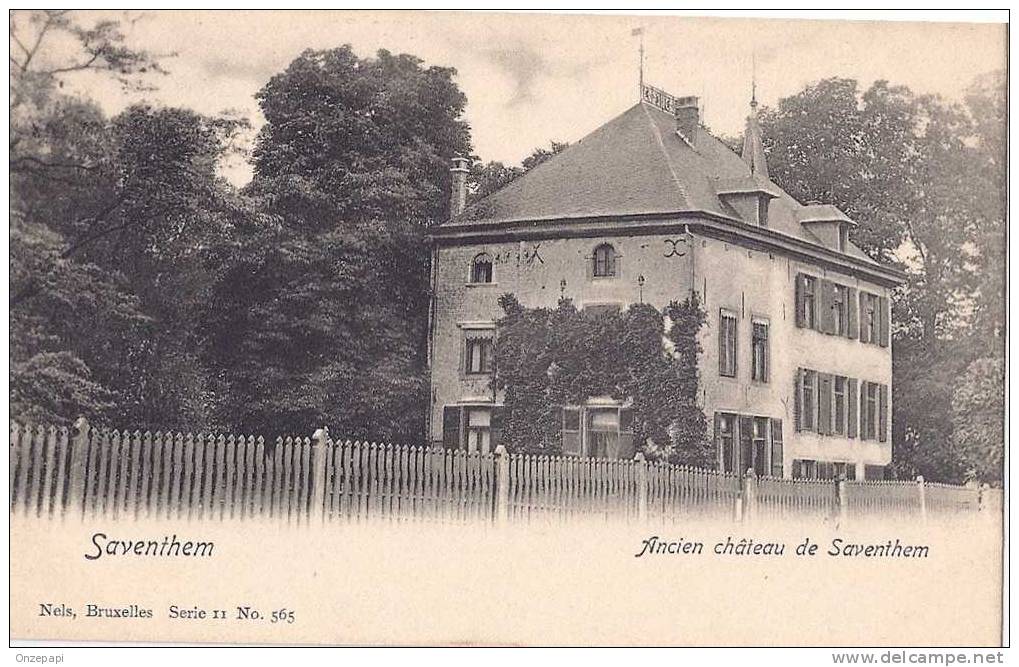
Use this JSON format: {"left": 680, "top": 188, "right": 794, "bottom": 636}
{"left": 664, "top": 237, "right": 687, "bottom": 258}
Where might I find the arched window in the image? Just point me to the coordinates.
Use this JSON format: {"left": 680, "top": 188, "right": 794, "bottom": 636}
{"left": 593, "top": 244, "right": 617, "bottom": 277}
{"left": 470, "top": 253, "right": 494, "bottom": 283}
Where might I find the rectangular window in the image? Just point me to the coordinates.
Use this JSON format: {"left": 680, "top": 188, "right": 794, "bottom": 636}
{"left": 465, "top": 408, "right": 492, "bottom": 455}
{"left": 832, "top": 285, "right": 848, "bottom": 336}
{"left": 464, "top": 336, "right": 493, "bottom": 374}
{"left": 719, "top": 310, "right": 737, "bottom": 377}
{"left": 861, "top": 292, "right": 877, "bottom": 344}
{"left": 793, "top": 459, "right": 818, "bottom": 480}
{"left": 802, "top": 276, "right": 817, "bottom": 329}
{"left": 751, "top": 320, "right": 769, "bottom": 382}
{"left": 752, "top": 417, "right": 768, "bottom": 477}
{"left": 802, "top": 370, "right": 817, "bottom": 431}
{"left": 586, "top": 408, "right": 620, "bottom": 459}
{"left": 833, "top": 376, "right": 847, "bottom": 435}
{"left": 562, "top": 408, "right": 582, "bottom": 456}
{"left": 833, "top": 462, "right": 857, "bottom": 481}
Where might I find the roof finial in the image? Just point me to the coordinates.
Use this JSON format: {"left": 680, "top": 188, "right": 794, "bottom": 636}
{"left": 741, "top": 54, "right": 769, "bottom": 181}
{"left": 750, "top": 51, "right": 758, "bottom": 108}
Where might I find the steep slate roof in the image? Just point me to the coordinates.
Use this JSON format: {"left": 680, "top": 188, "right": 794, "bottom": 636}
{"left": 445, "top": 102, "right": 878, "bottom": 267}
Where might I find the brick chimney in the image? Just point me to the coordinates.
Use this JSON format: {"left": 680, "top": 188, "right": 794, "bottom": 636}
{"left": 674, "top": 96, "right": 700, "bottom": 145}
{"left": 449, "top": 156, "right": 470, "bottom": 217}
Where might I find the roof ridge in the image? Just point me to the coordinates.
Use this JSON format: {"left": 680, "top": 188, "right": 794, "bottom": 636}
{"left": 640, "top": 102, "right": 689, "bottom": 207}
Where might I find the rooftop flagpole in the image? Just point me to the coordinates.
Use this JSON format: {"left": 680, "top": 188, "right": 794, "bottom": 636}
{"left": 632, "top": 26, "right": 645, "bottom": 100}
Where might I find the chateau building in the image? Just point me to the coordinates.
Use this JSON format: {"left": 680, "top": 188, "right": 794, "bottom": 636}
{"left": 426, "top": 84, "right": 904, "bottom": 480}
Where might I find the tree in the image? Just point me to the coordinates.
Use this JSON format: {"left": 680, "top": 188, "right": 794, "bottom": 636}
{"left": 207, "top": 46, "right": 470, "bottom": 440}
{"left": 758, "top": 75, "right": 1005, "bottom": 482}
{"left": 952, "top": 357, "right": 1004, "bottom": 483}
{"left": 467, "top": 140, "right": 569, "bottom": 204}
{"left": 9, "top": 11, "right": 254, "bottom": 431}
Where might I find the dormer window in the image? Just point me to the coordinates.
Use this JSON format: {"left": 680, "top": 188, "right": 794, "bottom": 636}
{"left": 470, "top": 253, "right": 493, "bottom": 284}
{"left": 758, "top": 196, "right": 769, "bottom": 228}
{"left": 593, "top": 244, "right": 617, "bottom": 277}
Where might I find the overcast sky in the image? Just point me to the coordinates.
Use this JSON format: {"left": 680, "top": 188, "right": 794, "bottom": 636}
{"left": 47, "top": 10, "right": 1006, "bottom": 185}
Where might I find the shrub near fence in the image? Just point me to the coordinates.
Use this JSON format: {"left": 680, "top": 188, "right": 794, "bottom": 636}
{"left": 8, "top": 419, "right": 1003, "bottom": 525}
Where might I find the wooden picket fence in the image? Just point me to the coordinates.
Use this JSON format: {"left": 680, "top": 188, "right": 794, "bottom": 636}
{"left": 8, "top": 420, "right": 1003, "bottom": 525}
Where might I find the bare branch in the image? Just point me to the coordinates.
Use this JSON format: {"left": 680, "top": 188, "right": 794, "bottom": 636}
{"left": 10, "top": 155, "right": 99, "bottom": 172}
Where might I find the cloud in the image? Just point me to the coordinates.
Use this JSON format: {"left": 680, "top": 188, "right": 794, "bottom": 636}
{"left": 480, "top": 46, "right": 548, "bottom": 107}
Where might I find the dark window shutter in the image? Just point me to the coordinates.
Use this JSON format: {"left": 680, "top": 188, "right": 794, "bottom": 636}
{"left": 847, "top": 287, "right": 858, "bottom": 339}
{"left": 859, "top": 382, "right": 870, "bottom": 441}
{"left": 442, "top": 406, "right": 462, "bottom": 449}
{"left": 769, "top": 418, "right": 784, "bottom": 478}
{"left": 738, "top": 415, "right": 754, "bottom": 476}
{"left": 818, "top": 373, "right": 833, "bottom": 435}
{"left": 561, "top": 407, "right": 581, "bottom": 456}
{"left": 794, "top": 274, "right": 805, "bottom": 328}
{"left": 718, "top": 311, "right": 726, "bottom": 376}
{"left": 490, "top": 406, "right": 505, "bottom": 451}
{"left": 713, "top": 413, "right": 723, "bottom": 469}
{"left": 878, "top": 383, "right": 889, "bottom": 443}
{"left": 878, "top": 296, "right": 890, "bottom": 347}
{"left": 847, "top": 378, "right": 858, "bottom": 439}
{"left": 793, "top": 370, "right": 803, "bottom": 432}
{"left": 618, "top": 407, "right": 635, "bottom": 459}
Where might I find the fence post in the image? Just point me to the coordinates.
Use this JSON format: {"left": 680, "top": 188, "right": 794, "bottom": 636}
{"left": 742, "top": 469, "right": 757, "bottom": 523}
{"left": 635, "top": 452, "right": 648, "bottom": 523}
{"left": 68, "top": 416, "right": 90, "bottom": 519}
{"left": 311, "top": 427, "right": 330, "bottom": 524}
{"left": 916, "top": 475, "right": 927, "bottom": 524}
{"left": 836, "top": 474, "right": 848, "bottom": 528}
{"left": 978, "top": 483, "right": 990, "bottom": 514}
{"left": 494, "top": 445, "right": 509, "bottom": 526}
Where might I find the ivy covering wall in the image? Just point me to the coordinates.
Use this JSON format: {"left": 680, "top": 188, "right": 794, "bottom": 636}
{"left": 492, "top": 293, "right": 711, "bottom": 465}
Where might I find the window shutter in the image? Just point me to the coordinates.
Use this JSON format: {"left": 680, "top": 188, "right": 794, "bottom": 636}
{"left": 859, "top": 292, "right": 870, "bottom": 344}
{"left": 769, "top": 418, "right": 784, "bottom": 478}
{"left": 490, "top": 406, "right": 505, "bottom": 451}
{"left": 879, "top": 384, "right": 889, "bottom": 443}
{"left": 615, "top": 253, "right": 624, "bottom": 279}
{"left": 738, "top": 415, "right": 754, "bottom": 476}
{"left": 859, "top": 382, "right": 870, "bottom": 441}
{"left": 713, "top": 413, "right": 723, "bottom": 468}
{"left": 818, "top": 279, "right": 833, "bottom": 334}
{"left": 442, "top": 406, "right": 462, "bottom": 449}
{"left": 847, "top": 378, "right": 858, "bottom": 439}
{"left": 847, "top": 287, "right": 858, "bottom": 340}
{"left": 794, "top": 274, "right": 805, "bottom": 328}
{"left": 818, "top": 373, "right": 833, "bottom": 435}
{"left": 561, "top": 407, "right": 581, "bottom": 456}
{"left": 793, "top": 369, "right": 803, "bottom": 432}
{"left": 718, "top": 311, "right": 726, "bottom": 376}
{"left": 879, "top": 296, "right": 890, "bottom": 347}
{"left": 618, "top": 407, "right": 635, "bottom": 459}
{"left": 586, "top": 253, "right": 594, "bottom": 280}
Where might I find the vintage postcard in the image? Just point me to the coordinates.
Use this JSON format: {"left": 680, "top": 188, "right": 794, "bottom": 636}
{"left": 7, "top": 10, "right": 1007, "bottom": 649}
